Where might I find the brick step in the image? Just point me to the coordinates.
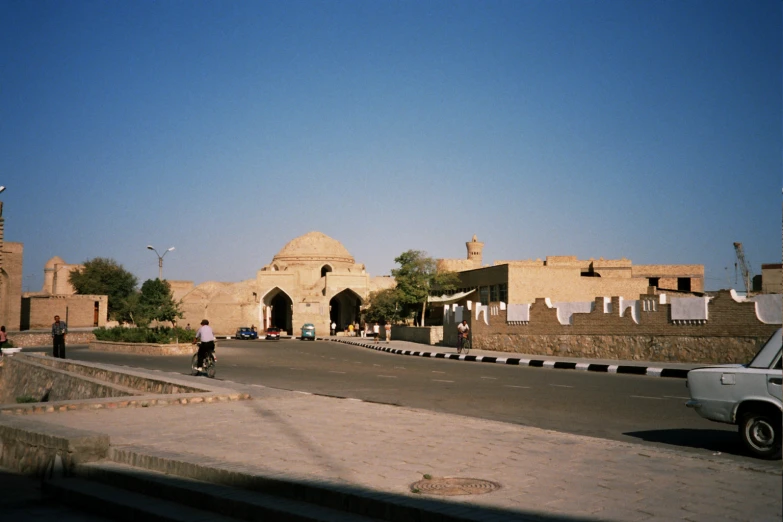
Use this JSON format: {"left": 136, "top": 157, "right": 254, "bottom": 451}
{"left": 106, "top": 446, "right": 505, "bottom": 521}
{"left": 54, "top": 461, "right": 380, "bottom": 522}
{"left": 43, "top": 476, "right": 239, "bottom": 522}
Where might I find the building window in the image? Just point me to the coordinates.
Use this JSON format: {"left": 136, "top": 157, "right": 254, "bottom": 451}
{"left": 677, "top": 278, "right": 691, "bottom": 292}
{"left": 648, "top": 277, "right": 659, "bottom": 288}
{"left": 499, "top": 284, "right": 508, "bottom": 303}
{"left": 490, "top": 285, "right": 499, "bottom": 302}
{"left": 479, "top": 286, "right": 489, "bottom": 304}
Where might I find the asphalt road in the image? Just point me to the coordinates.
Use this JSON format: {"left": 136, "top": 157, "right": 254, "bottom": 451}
{"left": 42, "top": 338, "right": 777, "bottom": 469}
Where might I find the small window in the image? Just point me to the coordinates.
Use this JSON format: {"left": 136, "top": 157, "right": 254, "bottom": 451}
{"left": 490, "top": 285, "right": 499, "bottom": 302}
{"left": 479, "top": 286, "right": 489, "bottom": 304}
{"left": 499, "top": 284, "right": 508, "bottom": 303}
{"left": 321, "top": 265, "right": 332, "bottom": 277}
{"left": 677, "top": 278, "right": 691, "bottom": 292}
{"left": 648, "top": 277, "right": 659, "bottom": 288}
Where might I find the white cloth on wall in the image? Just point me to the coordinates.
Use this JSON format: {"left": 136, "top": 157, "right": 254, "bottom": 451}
{"left": 454, "top": 306, "right": 463, "bottom": 324}
{"left": 750, "top": 294, "right": 782, "bottom": 324}
{"left": 506, "top": 304, "right": 530, "bottom": 322}
{"left": 476, "top": 304, "right": 489, "bottom": 325}
{"left": 670, "top": 297, "right": 709, "bottom": 321}
{"left": 552, "top": 301, "right": 594, "bottom": 325}
{"left": 618, "top": 298, "right": 640, "bottom": 324}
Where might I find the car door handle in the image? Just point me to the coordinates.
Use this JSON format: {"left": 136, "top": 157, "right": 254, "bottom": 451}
{"left": 769, "top": 377, "right": 783, "bottom": 385}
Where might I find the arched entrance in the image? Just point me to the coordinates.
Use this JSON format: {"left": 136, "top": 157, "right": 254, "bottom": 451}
{"left": 263, "top": 288, "right": 293, "bottom": 335}
{"left": 329, "top": 289, "right": 362, "bottom": 331}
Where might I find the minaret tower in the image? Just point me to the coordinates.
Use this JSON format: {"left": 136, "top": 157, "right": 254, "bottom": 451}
{"left": 466, "top": 235, "right": 484, "bottom": 268}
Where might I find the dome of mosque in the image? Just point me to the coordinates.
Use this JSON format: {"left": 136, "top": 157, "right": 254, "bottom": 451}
{"left": 272, "top": 232, "right": 355, "bottom": 264}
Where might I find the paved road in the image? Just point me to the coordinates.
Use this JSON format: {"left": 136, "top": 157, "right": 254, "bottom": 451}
{"left": 46, "top": 338, "right": 772, "bottom": 469}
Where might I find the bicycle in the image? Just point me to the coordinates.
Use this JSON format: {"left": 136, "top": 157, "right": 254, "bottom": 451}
{"left": 457, "top": 334, "right": 471, "bottom": 355}
{"left": 191, "top": 342, "right": 217, "bottom": 378}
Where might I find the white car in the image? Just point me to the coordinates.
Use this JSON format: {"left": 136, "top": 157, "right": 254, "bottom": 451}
{"left": 686, "top": 328, "right": 782, "bottom": 459}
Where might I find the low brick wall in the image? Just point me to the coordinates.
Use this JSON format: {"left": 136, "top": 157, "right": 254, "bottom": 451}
{"left": 6, "top": 331, "right": 95, "bottom": 348}
{"left": 0, "top": 415, "right": 109, "bottom": 476}
{"left": 475, "top": 334, "right": 767, "bottom": 364}
{"left": 26, "top": 355, "right": 206, "bottom": 395}
{"left": 0, "top": 354, "right": 211, "bottom": 405}
{"left": 390, "top": 326, "right": 443, "bottom": 345}
{"left": 89, "top": 340, "right": 195, "bottom": 355}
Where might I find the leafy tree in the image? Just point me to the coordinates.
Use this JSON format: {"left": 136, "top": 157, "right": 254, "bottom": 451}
{"left": 364, "top": 288, "right": 402, "bottom": 324}
{"left": 68, "top": 258, "right": 138, "bottom": 321}
{"left": 136, "top": 279, "right": 182, "bottom": 327}
{"left": 391, "top": 250, "right": 460, "bottom": 325}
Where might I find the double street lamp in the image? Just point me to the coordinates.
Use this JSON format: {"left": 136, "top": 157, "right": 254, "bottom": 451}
{"left": 147, "top": 245, "right": 175, "bottom": 280}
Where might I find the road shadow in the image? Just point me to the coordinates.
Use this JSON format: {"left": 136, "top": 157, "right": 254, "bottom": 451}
{"left": 624, "top": 428, "right": 752, "bottom": 458}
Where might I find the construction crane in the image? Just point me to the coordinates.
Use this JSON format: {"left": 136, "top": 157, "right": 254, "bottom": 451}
{"left": 733, "top": 242, "right": 754, "bottom": 295}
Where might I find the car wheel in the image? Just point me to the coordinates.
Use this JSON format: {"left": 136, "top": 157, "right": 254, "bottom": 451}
{"left": 739, "top": 411, "right": 782, "bottom": 460}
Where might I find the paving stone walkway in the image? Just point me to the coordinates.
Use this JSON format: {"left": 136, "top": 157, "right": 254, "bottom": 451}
{"left": 28, "top": 375, "right": 782, "bottom": 522}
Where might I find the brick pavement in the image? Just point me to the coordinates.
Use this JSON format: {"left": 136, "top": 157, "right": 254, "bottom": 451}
{"left": 28, "top": 376, "right": 782, "bottom": 522}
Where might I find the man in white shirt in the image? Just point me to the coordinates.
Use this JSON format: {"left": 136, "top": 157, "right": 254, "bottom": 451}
{"left": 457, "top": 320, "right": 469, "bottom": 350}
{"left": 193, "top": 319, "right": 216, "bottom": 371}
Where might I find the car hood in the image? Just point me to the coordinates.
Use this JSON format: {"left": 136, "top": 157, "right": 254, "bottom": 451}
{"left": 690, "top": 363, "right": 745, "bottom": 372}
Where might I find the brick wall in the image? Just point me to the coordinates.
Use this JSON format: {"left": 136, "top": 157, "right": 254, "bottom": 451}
{"left": 22, "top": 295, "right": 108, "bottom": 329}
{"left": 462, "top": 290, "right": 779, "bottom": 363}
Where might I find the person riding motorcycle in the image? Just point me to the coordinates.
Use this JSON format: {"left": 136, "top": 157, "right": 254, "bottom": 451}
{"left": 193, "top": 319, "right": 215, "bottom": 371}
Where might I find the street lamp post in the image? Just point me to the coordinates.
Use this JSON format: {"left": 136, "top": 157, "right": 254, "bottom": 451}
{"left": 147, "top": 245, "right": 175, "bottom": 280}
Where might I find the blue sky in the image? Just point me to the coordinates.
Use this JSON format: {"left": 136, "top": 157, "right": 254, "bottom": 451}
{"left": 1, "top": 0, "right": 780, "bottom": 292}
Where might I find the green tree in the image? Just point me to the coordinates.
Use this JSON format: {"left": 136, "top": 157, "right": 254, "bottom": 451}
{"left": 364, "top": 288, "right": 402, "bottom": 324}
{"left": 136, "top": 279, "right": 182, "bottom": 327}
{"left": 391, "top": 250, "right": 460, "bottom": 325}
{"left": 68, "top": 258, "right": 138, "bottom": 321}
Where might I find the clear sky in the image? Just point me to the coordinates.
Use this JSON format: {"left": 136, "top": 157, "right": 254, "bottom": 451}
{"left": 1, "top": 0, "right": 780, "bottom": 293}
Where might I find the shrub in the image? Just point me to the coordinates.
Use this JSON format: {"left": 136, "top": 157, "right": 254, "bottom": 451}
{"left": 16, "top": 396, "right": 38, "bottom": 403}
{"left": 93, "top": 326, "right": 195, "bottom": 344}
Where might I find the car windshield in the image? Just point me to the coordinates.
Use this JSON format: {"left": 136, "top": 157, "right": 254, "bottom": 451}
{"left": 748, "top": 328, "right": 782, "bottom": 369}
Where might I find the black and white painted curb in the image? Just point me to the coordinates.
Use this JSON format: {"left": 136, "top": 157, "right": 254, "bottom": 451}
{"left": 326, "top": 338, "right": 690, "bottom": 379}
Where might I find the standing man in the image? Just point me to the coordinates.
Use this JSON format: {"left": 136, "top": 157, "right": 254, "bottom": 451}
{"left": 193, "top": 319, "right": 215, "bottom": 372}
{"left": 331, "top": 321, "right": 336, "bottom": 336}
{"left": 373, "top": 322, "right": 380, "bottom": 343}
{"left": 52, "top": 315, "right": 67, "bottom": 358}
{"left": 457, "top": 319, "right": 469, "bottom": 350}
{"left": 384, "top": 322, "right": 391, "bottom": 343}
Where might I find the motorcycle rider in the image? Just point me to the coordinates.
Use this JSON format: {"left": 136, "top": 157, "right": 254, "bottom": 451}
{"left": 193, "top": 319, "right": 215, "bottom": 371}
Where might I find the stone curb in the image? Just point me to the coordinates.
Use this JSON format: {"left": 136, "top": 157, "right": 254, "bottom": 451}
{"left": 0, "top": 392, "right": 252, "bottom": 416}
{"left": 326, "top": 338, "right": 691, "bottom": 379}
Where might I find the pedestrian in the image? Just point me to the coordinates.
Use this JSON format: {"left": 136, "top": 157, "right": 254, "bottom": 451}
{"left": 361, "top": 323, "right": 366, "bottom": 338}
{"left": 373, "top": 322, "right": 380, "bottom": 343}
{"left": 52, "top": 315, "right": 67, "bottom": 358}
{"left": 0, "top": 326, "right": 6, "bottom": 355}
{"left": 185, "top": 323, "right": 192, "bottom": 331}
{"left": 354, "top": 322, "right": 360, "bottom": 337}
{"left": 348, "top": 323, "right": 354, "bottom": 336}
{"left": 385, "top": 322, "right": 391, "bottom": 343}
{"left": 330, "top": 321, "right": 336, "bottom": 336}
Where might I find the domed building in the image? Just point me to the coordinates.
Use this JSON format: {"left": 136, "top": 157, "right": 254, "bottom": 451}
{"left": 177, "top": 232, "right": 394, "bottom": 336}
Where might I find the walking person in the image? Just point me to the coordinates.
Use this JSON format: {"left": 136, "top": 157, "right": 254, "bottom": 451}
{"left": 373, "top": 322, "right": 380, "bottom": 343}
{"left": 52, "top": 315, "right": 67, "bottom": 358}
{"left": 384, "top": 322, "right": 391, "bottom": 343}
{"left": 0, "top": 326, "right": 7, "bottom": 355}
{"left": 330, "top": 321, "right": 336, "bottom": 336}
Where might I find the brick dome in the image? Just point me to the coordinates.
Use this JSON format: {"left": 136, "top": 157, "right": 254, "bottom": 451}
{"left": 272, "top": 231, "right": 355, "bottom": 264}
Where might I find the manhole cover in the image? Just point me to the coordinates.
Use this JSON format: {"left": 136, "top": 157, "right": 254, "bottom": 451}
{"left": 410, "top": 477, "right": 501, "bottom": 496}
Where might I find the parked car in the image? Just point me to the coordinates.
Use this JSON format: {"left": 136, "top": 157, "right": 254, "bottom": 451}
{"left": 686, "top": 328, "right": 782, "bottom": 459}
{"left": 265, "top": 327, "right": 281, "bottom": 340}
{"left": 235, "top": 327, "right": 258, "bottom": 340}
{"left": 300, "top": 323, "right": 316, "bottom": 341}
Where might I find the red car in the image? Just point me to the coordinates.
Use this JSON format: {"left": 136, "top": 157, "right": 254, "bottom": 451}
{"left": 265, "top": 327, "right": 281, "bottom": 340}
